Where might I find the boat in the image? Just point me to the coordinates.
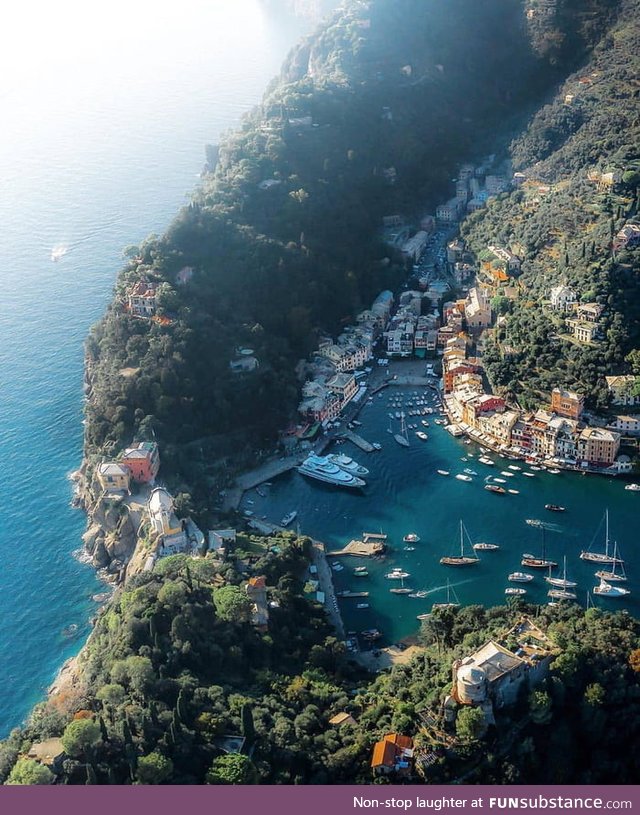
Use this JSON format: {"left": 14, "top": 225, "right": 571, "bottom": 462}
{"left": 580, "top": 510, "right": 624, "bottom": 564}
{"left": 500, "top": 470, "right": 514, "bottom": 478}
{"left": 62, "top": 623, "right": 79, "bottom": 637}
{"left": 385, "top": 569, "right": 410, "bottom": 579}
{"left": 478, "top": 456, "right": 494, "bottom": 465}
{"left": 547, "top": 468, "right": 561, "bottom": 474}
{"left": 521, "top": 524, "right": 557, "bottom": 569}
{"left": 353, "top": 569, "right": 369, "bottom": 578}
{"left": 417, "top": 613, "right": 432, "bottom": 621}
{"left": 416, "top": 431, "right": 428, "bottom": 440}
{"left": 455, "top": 473, "right": 472, "bottom": 482}
{"left": 548, "top": 588, "right": 577, "bottom": 601}
{"left": 372, "top": 443, "right": 382, "bottom": 450}
{"left": 361, "top": 628, "right": 381, "bottom": 640}
{"left": 297, "top": 454, "right": 366, "bottom": 489}
{"left": 281, "top": 511, "right": 298, "bottom": 527}
{"left": 356, "top": 603, "right": 370, "bottom": 609}
{"left": 421, "top": 420, "right": 429, "bottom": 427}
{"left": 545, "top": 504, "right": 565, "bottom": 512}
{"left": 595, "top": 542, "right": 627, "bottom": 582}
{"left": 508, "top": 465, "right": 521, "bottom": 471}
{"left": 463, "top": 468, "right": 478, "bottom": 476}
{"left": 403, "top": 533, "right": 420, "bottom": 543}
{"left": 545, "top": 556, "right": 577, "bottom": 588}
{"left": 485, "top": 484, "right": 506, "bottom": 494}
{"left": 508, "top": 572, "right": 534, "bottom": 583}
{"left": 390, "top": 575, "right": 413, "bottom": 594}
{"left": 51, "top": 245, "right": 68, "bottom": 262}
{"left": 432, "top": 579, "right": 461, "bottom": 610}
{"left": 505, "top": 587, "right": 527, "bottom": 596}
{"left": 440, "top": 520, "right": 480, "bottom": 566}
{"left": 403, "top": 546, "right": 416, "bottom": 551}
{"left": 493, "top": 477, "right": 507, "bottom": 484}
{"left": 624, "top": 483, "right": 640, "bottom": 491}
{"left": 508, "top": 489, "right": 519, "bottom": 495}
{"left": 437, "top": 469, "right": 450, "bottom": 476}
{"left": 394, "top": 415, "right": 410, "bottom": 447}
{"left": 522, "top": 472, "right": 535, "bottom": 478}
{"left": 473, "top": 542, "right": 499, "bottom": 551}
{"left": 593, "top": 578, "right": 630, "bottom": 598}
{"left": 331, "top": 564, "right": 344, "bottom": 572}
{"left": 328, "top": 453, "right": 369, "bottom": 477}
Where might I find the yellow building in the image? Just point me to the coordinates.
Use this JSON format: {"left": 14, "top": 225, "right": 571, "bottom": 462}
{"left": 96, "top": 462, "right": 130, "bottom": 494}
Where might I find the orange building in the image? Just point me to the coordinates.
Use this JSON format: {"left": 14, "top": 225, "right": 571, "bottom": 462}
{"left": 371, "top": 734, "right": 414, "bottom": 776}
{"left": 550, "top": 388, "right": 584, "bottom": 420}
{"left": 120, "top": 441, "right": 160, "bottom": 484}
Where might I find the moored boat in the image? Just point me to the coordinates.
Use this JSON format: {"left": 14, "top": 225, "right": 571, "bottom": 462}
{"left": 485, "top": 484, "right": 506, "bottom": 494}
{"left": 505, "top": 587, "right": 527, "bottom": 596}
{"left": 624, "top": 483, "right": 640, "bottom": 491}
{"left": 455, "top": 473, "right": 472, "bottom": 482}
{"left": 548, "top": 588, "right": 577, "bottom": 600}
{"left": 297, "top": 454, "right": 366, "bottom": 489}
{"left": 328, "top": 453, "right": 369, "bottom": 477}
{"left": 403, "top": 533, "right": 420, "bottom": 543}
{"left": 508, "top": 572, "right": 534, "bottom": 583}
{"left": 593, "top": 579, "right": 630, "bottom": 598}
{"left": 545, "top": 504, "right": 565, "bottom": 512}
{"left": 437, "top": 469, "right": 450, "bottom": 476}
{"left": 580, "top": 510, "right": 623, "bottom": 564}
{"left": 440, "top": 520, "right": 480, "bottom": 566}
{"left": 473, "top": 542, "right": 499, "bottom": 551}
{"left": 281, "top": 510, "right": 298, "bottom": 527}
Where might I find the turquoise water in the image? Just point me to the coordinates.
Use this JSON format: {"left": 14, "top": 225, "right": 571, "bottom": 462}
{"left": 241, "top": 385, "right": 640, "bottom": 643}
{"left": 0, "top": 1, "right": 312, "bottom": 737}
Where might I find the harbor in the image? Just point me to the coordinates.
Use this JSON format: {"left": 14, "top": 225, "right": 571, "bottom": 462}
{"left": 239, "top": 365, "right": 639, "bottom": 645}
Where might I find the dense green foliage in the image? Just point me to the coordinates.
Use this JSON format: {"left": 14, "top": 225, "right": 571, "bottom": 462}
{"left": 2, "top": 545, "right": 638, "bottom": 784}
{"left": 461, "top": 0, "right": 639, "bottom": 410}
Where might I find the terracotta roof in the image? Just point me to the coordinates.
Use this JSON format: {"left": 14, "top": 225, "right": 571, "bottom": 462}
{"left": 371, "top": 739, "right": 397, "bottom": 768}
{"left": 248, "top": 576, "right": 266, "bottom": 589}
{"left": 384, "top": 733, "right": 413, "bottom": 750}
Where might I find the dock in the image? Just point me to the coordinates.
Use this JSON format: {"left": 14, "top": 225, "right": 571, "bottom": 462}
{"left": 362, "top": 532, "right": 388, "bottom": 542}
{"left": 327, "top": 539, "right": 386, "bottom": 557}
{"left": 339, "top": 430, "right": 375, "bottom": 452}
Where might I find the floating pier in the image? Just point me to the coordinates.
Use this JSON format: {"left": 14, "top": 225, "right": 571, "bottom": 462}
{"left": 340, "top": 430, "right": 375, "bottom": 452}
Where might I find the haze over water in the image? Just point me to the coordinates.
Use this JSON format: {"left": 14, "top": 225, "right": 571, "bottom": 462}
{"left": 0, "top": 0, "right": 313, "bottom": 737}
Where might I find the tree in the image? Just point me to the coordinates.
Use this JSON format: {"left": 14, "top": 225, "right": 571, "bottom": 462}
{"left": 529, "top": 690, "right": 553, "bottom": 725}
{"left": 212, "top": 585, "right": 252, "bottom": 623}
{"left": 206, "top": 754, "right": 258, "bottom": 785}
{"left": 455, "top": 707, "right": 485, "bottom": 742}
{"left": 5, "top": 758, "right": 55, "bottom": 785}
{"left": 136, "top": 752, "right": 174, "bottom": 785}
{"left": 61, "top": 719, "right": 102, "bottom": 759}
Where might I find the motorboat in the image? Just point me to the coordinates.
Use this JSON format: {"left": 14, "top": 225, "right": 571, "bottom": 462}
{"left": 545, "top": 504, "right": 565, "bottom": 512}
{"left": 455, "top": 474, "right": 472, "bottom": 482}
{"left": 473, "top": 542, "right": 499, "bottom": 551}
{"left": 505, "top": 587, "right": 527, "bottom": 596}
{"left": 437, "top": 469, "right": 450, "bottom": 476}
{"left": 385, "top": 569, "right": 410, "bottom": 580}
{"left": 593, "top": 579, "right": 630, "bottom": 598}
{"left": 403, "top": 533, "right": 420, "bottom": 543}
{"left": 280, "top": 511, "right": 298, "bottom": 527}
{"left": 416, "top": 431, "right": 428, "bottom": 440}
{"left": 625, "top": 483, "right": 640, "bottom": 491}
{"left": 485, "top": 484, "right": 506, "bottom": 494}
{"left": 509, "top": 572, "right": 534, "bottom": 582}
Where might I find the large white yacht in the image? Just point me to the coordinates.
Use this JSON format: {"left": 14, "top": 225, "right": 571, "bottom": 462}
{"left": 327, "top": 453, "right": 369, "bottom": 477}
{"left": 297, "top": 454, "right": 366, "bottom": 488}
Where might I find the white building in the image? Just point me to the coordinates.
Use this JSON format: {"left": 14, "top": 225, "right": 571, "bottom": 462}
{"left": 550, "top": 285, "right": 577, "bottom": 312}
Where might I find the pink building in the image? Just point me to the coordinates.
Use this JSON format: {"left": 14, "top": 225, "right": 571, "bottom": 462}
{"left": 120, "top": 441, "right": 160, "bottom": 484}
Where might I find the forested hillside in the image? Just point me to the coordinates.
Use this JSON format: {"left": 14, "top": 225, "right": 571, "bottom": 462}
{"left": 461, "top": 0, "right": 639, "bottom": 410}
{"left": 1, "top": 546, "right": 638, "bottom": 784}
{"left": 83, "top": 0, "right": 621, "bottom": 507}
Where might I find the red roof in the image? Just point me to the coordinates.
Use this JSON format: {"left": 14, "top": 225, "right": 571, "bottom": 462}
{"left": 371, "top": 740, "right": 397, "bottom": 768}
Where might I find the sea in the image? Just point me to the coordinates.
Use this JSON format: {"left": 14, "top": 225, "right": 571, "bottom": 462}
{"left": 0, "top": 0, "right": 320, "bottom": 738}
{"left": 239, "top": 384, "right": 640, "bottom": 644}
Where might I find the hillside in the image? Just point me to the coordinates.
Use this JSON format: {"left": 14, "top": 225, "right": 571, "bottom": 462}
{"left": 460, "top": 0, "right": 640, "bottom": 411}
{"left": 82, "top": 0, "right": 621, "bottom": 514}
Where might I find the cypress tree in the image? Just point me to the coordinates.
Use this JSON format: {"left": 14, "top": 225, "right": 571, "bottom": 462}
{"left": 99, "top": 715, "right": 109, "bottom": 743}
{"left": 241, "top": 703, "right": 256, "bottom": 743}
{"left": 86, "top": 764, "right": 98, "bottom": 785}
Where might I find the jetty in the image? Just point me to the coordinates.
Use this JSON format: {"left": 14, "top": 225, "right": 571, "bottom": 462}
{"left": 327, "top": 539, "right": 386, "bottom": 557}
{"left": 363, "top": 531, "right": 387, "bottom": 542}
{"left": 339, "top": 430, "right": 375, "bottom": 452}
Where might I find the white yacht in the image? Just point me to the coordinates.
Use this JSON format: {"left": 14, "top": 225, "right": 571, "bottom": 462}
{"left": 297, "top": 455, "right": 365, "bottom": 489}
{"left": 327, "top": 453, "right": 369, "bottom": 477}
{"left": 508, "top": 572, "right": 534, "bottom": 583}
{"left": 593, "top": 578, "right": 630, "bottom": 598}
{"left": 280, "top": 511, "right": 298, "bottom": 527}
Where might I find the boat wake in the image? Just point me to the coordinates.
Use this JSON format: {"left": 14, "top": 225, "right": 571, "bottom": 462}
{"left": 50, "top": 243, "right": 69, "bottom": 262}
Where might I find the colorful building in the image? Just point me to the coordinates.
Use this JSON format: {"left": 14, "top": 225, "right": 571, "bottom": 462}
{"left": 121, "top": 441, "right": 160, "bottom": 484}
{"left": 96, "top": 462, "right": 131, "bottom": 494}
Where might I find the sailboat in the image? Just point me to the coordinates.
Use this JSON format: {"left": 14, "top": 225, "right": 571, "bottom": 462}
{"left": 522, "top": 524, "right": 557, "bottom": 569}
{"left": 394, "top": 414, "right": 410, "bottom": 447}
{"left": 432, "top": 579, "right": 461, "bottom": 610}
{"left": 580, "top": 510, "right": 624, "bottom": 565}
{"left": 595, "top": 542, "right": 628, "bottom": 582}
{"left": 593, "top": 578, "right": 631, "bottom": 598}
{"left": 389, "top": 575, "right": 413, "bottom": 595}
{"left": 440, "top": 520, "right": 480, "bottom": 566}
{"left": 545, "top": 556, "right": 577, "bottom": 588}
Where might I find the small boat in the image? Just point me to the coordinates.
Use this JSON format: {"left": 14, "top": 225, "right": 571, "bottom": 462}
{"left": 281, "top": 511, "right": 298, "bottom": 527}
{"left": 403, "top": 546, "right": 416, "bottom": 552}
{"left": 547, "top": 468, "right": 561, "bottom": 474}
{"left": 493, "top": 477, "right": 507, "bottom": 484}
{"left": 385, "top": 569, "right": 410, "bottom": 580}
{"left": 625, "top": 483, "right": 640, "bottom": 491}
{"left": 545, "top": 556, "right": 577, "bottom": 588}
{"left": 595, "top": 542, "right": 627, "bottom": 582}
{"left": 455, "top": 474, "right": 472, "bottom": 482}
{"left": 505, "top": 587, "right": 527, "bottom": 596}
{"left": 440, "top": 520, "right": 480, "bottom": 566}
{"left": 417, "top": 613, "right": 432, "bottom": 621}
{"left": 390, "top": 587, "right": 413, "bottom": 594}
{"left": 593, "top": 579, "right": 630, "bottom": 598}
{"left": 509, "top": 572, "right": 534, "bottom": 582}
{"left": 500, "top": 471, "right": 514, "bottom": 478}
{"left": 508, "top": 465, "right": 521, "bottom": 471}
{"left": 463, "top": 468, "right": 478, "bottom": 476}
{"left": 421, "top": 420, "right": 429, "bottom": 427}
{"left": 416, "top": 431, "right": 428, "bottom": 440}
{"left": 545, "top": 504, "right": 565, "bottom": 512}
{"left": 331, "top": 564, "right": 344, "bottom": 572}
{"left": 485, "top": 484, "right": 506, "bottom": 494}
{"left": 432, "top": 579, "right": 460, "bottom": 610}
{"left": 530, "top": 466, "right": 542, "bottom": 471}
{"left": 522, "top": 472, "right": 535, "bottom": 478}
{"left": 353, "top": 569, "right": 369, "bottom": 578}
{"left": 372, "top": 443, "right": 382, "bottom": 450}
{"left": 403, "top": 533, "right": 420, "bottom": 543}
{"left": 548, "top": 588, "right": 577, "bottom": 601}
{"left": 473, "top": 542, "right": 499, "bottom": 551}
{"left": 437, "top": 469, "right": 450, "bottom": 476}
{"left": 356, "top": 603, "right": 370, "bottom": 609}
{"left": 478, "top": 456, "right": 494, "bottom": 466}
{"left": 508, "top": 489, "right": 520, "bottom": 495}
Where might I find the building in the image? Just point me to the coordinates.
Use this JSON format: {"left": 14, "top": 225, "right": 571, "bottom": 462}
{"left": 607, "top": 415, "right": 640, "bottom": 436}
{"left": 550, "top": 285, "right": 577, "bottom": 312}
{"left": 229, "top": 355, "right": 259, "bottom": 374}
{"left": 566, "top": 319, "right": 599, "bottom": 344}
{"left": 329, "top": 712, "right": 357, "bottom": 728}
{"left": 436, "top": 197, "right": 463, "bottom": 223}
{"left": 464, "top": 287, "right": 492, "bottom": 329}
{"left": 577, "top": 427, "right": 620, "bottom": 466}
{"left": 370, "top": 734, "right": 414, "bottom": 777}
{"left": 605, "top": 375, "right": 640, "bottom": 406}
{"left": 402, "top": 230, "right": 430, "bottom": 262}
{"left": 246, "top": 576, "right": 269, "bottom": 630}
{"left": 613, "top": 223, "right": 640, "bottom": 252}
{"left": 549, "top": 416, "right": 579, "bottom": 460}
{"left": 120, "top": 441, "right": 160, "bottom": 483}
{"left": 327, "top": 372, "right": 358, "bottom": 406}
{"left": 209, "top": 528, "right": 236, "bottom": 555}
{"left": 298, "top": 380, "right": 341, "bottom": 423}
{"left": 453, "top": 619, "right": 555, "bottom": 711}
{"left": 485, "top": 175, "right": 508, "bottom": 196}
{"left": 148, "top": 487, "right": 188, "bottom": 554}
{"left": 96, "top": 462, "right": 131, "bottom": 494}
{"left": 577, "top": 302, "right": 603, "bottom": 322}
{"left": 27, "top": 738, "right": 65, "bottom": 773}
{"left": 127, "top": 279, "right": 157, "bottom": 317}
{"left": 371, "top": 290, "right": 394, "bottom": 324}
{"left": 550, "top": 388, "right": 584, "bottom": 420}
{"left": 487, "top": 245, "right": 521, "bottom": 273}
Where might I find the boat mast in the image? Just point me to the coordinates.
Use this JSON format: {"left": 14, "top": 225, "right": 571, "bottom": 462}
{"left": 604, "top": 509, "right": 610, "bottom": 558}
{"left": 460, "top": 519, "right": 464, "bottom": 558}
